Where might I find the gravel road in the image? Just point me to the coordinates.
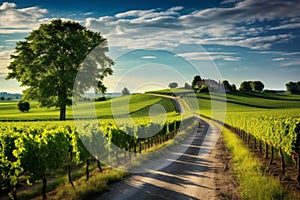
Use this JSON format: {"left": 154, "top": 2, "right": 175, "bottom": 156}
{"left": 97, "top": 118, "right": 222, "bottom": 200}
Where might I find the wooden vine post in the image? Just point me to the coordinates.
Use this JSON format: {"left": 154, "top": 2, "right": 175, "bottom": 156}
{"left": 279, "top": 147, "right": 285, "bottom": 174}
{"left": 297, "top": 153, "right": 300, "bottom": 185}
{"left": 269, "top": 145, "right": 274, "bottom": 165}
{"left": 265, "top": 142, "right": 269, "bottom": 159}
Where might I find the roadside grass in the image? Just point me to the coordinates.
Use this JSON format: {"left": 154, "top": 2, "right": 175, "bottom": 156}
{"left": 17, "top": 164, "right": 99, "bottom": 199}
{"left": 53, "top": 168, "right": 128, "bottom": 200}
{"left": 220, "top": 124, "right": 291, "bottom": 200}
{"left": 17, "top": 163, "right": 128, "bottom": 200}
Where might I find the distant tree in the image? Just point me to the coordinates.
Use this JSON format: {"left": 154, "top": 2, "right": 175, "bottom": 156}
{"left": 286, "top": 81, "right": 300, "bottom": 94}
{"left": 199, "top": 85, "right": 209, "bottom": 93}
{"left": 184, "top": 82, "right": 192, "bottom": 89}
{"left": 6, "top": 19, "right": 114, "bottom": 120}
{"left": 191, "top": 75, "right": 202, "bottom": 90}
{"left": 231, "top": 84, "right": 237, "bottom": 91}
{"left": 222, "top": 80, "right": 230, "bottom": 92}
{"left": 0, "top": 97, "right": 4, "bottom": 101}
{"left": 251, "top": 81, "right": 264, "bottom": 91}
{"left": 96, "top": 96, "right": 106, "bottom": 101}
{"left": 240, "top": 81, "right": 252, "bottom": 91}
{"left": 18, "top": 101, "right": 30, "bottom": 112}
{"left": 122, "top": 87, "right": 130, "bottom": 95}
{"left": 168, "top": 82, "right": 178, "bottom": 89}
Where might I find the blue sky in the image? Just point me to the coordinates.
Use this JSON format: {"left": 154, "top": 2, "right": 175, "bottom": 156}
{"left": 0, "top": 0, "right": 300, "bottom": 93}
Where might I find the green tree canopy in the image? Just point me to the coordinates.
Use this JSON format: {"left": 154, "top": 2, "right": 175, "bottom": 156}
{"left": 168, "top": 82, "right": 178, "bottom": 89}
{"left": 17, "top": 100, "right": 30, "bottom": 112}
{"left": 122, "top": 87, "right": 130, "bottom": 95}
{"left": 286, "top": 81, "right": 300, "bottom": 94}
{"left": 239, "top": 81, "right": 252, "bottom": 91}
{"left": 251, "top": 81, "right": 264, "bottom": 91}
{"left": 222, "top": 80, "right": 230, "bottom": 91}
{"left": 6, "top": 19, "right": 114, "bottom": 120}
{"left": 191, "top": 75, "right": 202, "bottom": 90}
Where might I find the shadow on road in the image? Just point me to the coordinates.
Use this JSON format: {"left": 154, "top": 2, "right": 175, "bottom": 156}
{"left": 99, "top": 119, "right": 218, "bottom": 200}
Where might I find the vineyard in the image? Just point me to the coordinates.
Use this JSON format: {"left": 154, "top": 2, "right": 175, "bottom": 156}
{"left": 194, "top": 91, "right": 300, "bottom": 187}
{"left": 0, "top": 116, "right": 194, "bottom": 199}
{"left": 224, "top": 111, "right": 300, "bottom": 183}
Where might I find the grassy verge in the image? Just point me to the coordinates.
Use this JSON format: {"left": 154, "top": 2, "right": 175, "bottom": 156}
{"left": 53, "top": 168, "right": 128, "bottom": 200}
{"left": 220, "top": 123, "right": 291, "bottom": 200}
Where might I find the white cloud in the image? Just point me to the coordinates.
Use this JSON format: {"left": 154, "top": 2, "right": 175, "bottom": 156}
{"left": 0, "top": 2, "right": 16, "bottom": 10}
{"left": 221, "top": 0, "right": 240, "bottom": 4}
{"left": 272, "top": 58, "right": 286, "bottom": 61}
{"left": 176, "top": 52, "right": 241, "bottom": 61}
{"left": 270, "top": 23, "right": 300, "bottom": 30}
{"left": 281, "top": 59, "right": 300, "bottom": 67}
{"left": 0, "top": 2, "right": 48, "bottom": 31}
{"left": 141, "top": 56, "right": 156, "bottom": 59}
{"left": 0, "top": 50, "right": 14, "bottom": 75}
{"left": 0, "top": 28, "right": 32, "bottom": 34}
{"left": 236, "top": 34, "right": 292, "bottom": 50}
{"left": 85, "top": 0, "right": 299, "bottom": 51}
{"left": 83, "top": 12, "right": 94, "bottom": 16}
{"left": 4, "top": 39, "right": 23, "bottom": 43}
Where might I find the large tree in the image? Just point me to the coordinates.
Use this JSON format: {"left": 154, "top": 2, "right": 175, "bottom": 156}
{"left": 6, "top": 19, "right": 113, "bottom": 120}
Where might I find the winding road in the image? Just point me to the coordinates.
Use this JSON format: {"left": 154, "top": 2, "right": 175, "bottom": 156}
{"left": 97, "top": 118, "right": 222, "bottom": 200}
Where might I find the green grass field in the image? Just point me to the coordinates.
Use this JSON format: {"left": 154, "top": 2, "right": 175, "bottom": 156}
{"left": 0, "top": 94, "right": 177, "bottom": 121}
{"left": 2, "top": 90, "right": 300, "bottom": 122}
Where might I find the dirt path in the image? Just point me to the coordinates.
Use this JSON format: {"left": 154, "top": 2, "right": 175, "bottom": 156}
{"left": 97, "top": 119, "right": 239, "bottom": 200}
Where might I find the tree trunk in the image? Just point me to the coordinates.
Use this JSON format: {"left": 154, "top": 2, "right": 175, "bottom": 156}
{"left": 42, "top": 176, "right": 47, "bottom": 200}
{"left": 60, "top": 105, "right": 66, "bottom": 121}
{"left": 139, "top": 142, "right": 142, "bottom": 154}
{"left": 97, "top": 160, "right": 102, "bottom": 172}
{"left": 86, "top": 159, "right": 90, "bottom": 181}
{"left": 297, "top": 154, "right": 300, "bottom": 185}
{"left": 9, "top": 188, "right": 17, "bottom": 200}
{"left": 269, "top": 146, "right": 274, "bottom": 165}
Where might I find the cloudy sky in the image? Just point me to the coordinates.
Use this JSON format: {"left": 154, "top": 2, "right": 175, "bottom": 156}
{"left": 0, "top": 0, "right": 300, "bottom": 93}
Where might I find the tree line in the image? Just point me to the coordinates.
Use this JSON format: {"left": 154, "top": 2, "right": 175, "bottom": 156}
{"left": 169, "top": 75, "right": 299, "bottom": 95}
